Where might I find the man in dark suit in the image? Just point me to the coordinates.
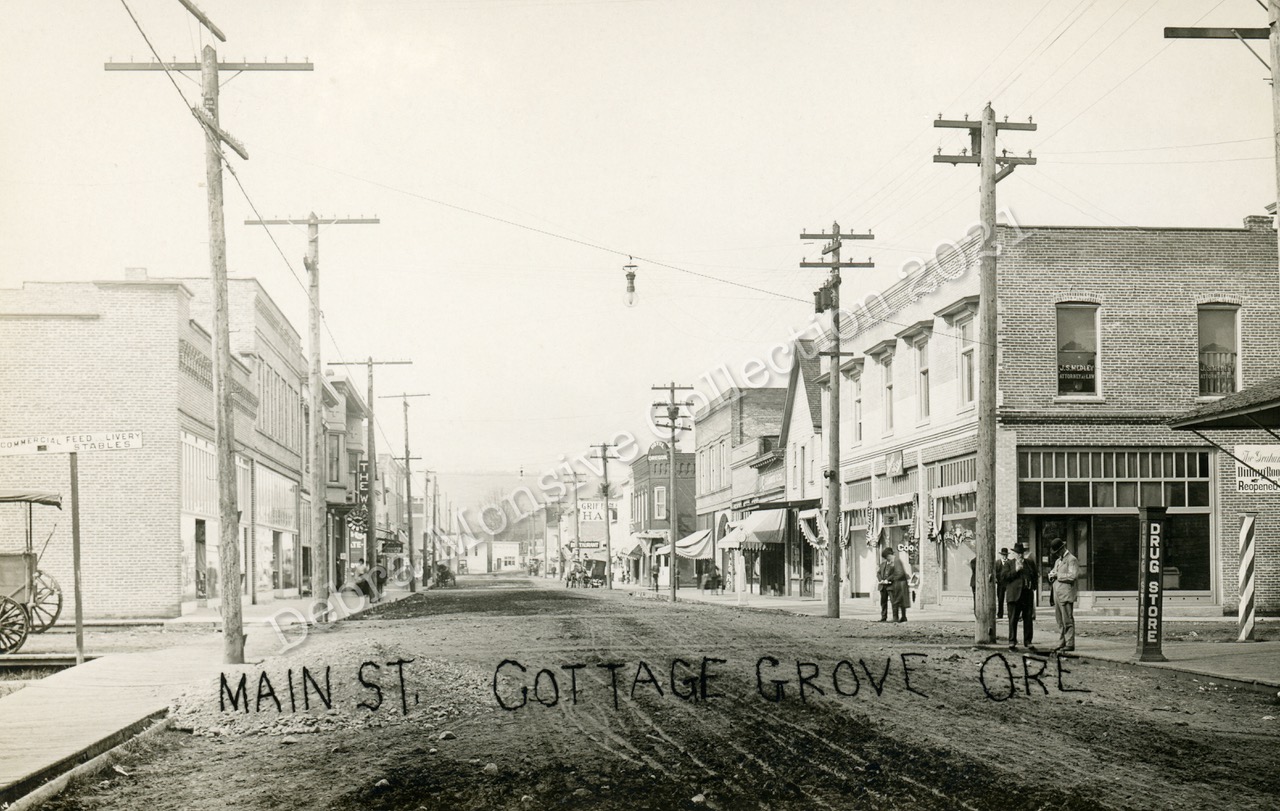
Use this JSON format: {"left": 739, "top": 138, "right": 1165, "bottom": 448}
{"left": 1002, "top": 541, "right": 1039, "bottom": 650}
{"left": 876, "top": 547, "right": 894, "bottom": 621}
{"left": 995, "top": 548, "right": 1010, "bottom": 619}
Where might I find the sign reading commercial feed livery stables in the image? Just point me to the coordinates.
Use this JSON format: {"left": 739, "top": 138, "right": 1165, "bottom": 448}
{"left": 0, "top": 431, "right": 144, "bottom": 456}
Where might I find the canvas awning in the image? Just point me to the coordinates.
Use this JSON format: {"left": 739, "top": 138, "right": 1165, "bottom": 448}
{"left": 621, "top": 536, "right": 649, "bottom": 557}
{"left": 585, "top": 548, "right": 611, "bottom": 562}
{"left": 0, "top": 491, "right": 62, "bottom": 508}
{"left": 674, "top": 528, "right": 713, "bottom": 560}
{"left": 719, "top": 509, "right": 786, "bottom": 551}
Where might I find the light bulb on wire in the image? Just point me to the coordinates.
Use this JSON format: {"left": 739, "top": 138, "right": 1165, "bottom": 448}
{"left": 623, "top": 258, "right": 638, "bottom": 307}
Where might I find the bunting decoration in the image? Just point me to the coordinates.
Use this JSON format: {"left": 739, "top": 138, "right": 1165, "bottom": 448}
{"left": 799, "top": 512, "right": 826, "bottom": 550}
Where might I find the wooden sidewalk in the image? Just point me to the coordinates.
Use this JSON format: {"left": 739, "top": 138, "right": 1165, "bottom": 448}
{"left": 0, "top": 644, "right": 220, "bottom": 805}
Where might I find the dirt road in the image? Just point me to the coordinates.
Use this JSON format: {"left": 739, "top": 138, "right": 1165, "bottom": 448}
{"left": 40, "top": 576, "right": 1280, "bottom": 810}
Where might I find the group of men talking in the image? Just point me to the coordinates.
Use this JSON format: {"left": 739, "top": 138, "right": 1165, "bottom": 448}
{"left": 973, "top": 539, "right": 1079, "bottom": 652}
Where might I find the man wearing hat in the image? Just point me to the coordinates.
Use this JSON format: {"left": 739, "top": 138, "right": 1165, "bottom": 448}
{"left": 1048, "top": 537, "right": 1080, "bottom": 652}
{"left": 880, "top": 546, "right": 910, "bottom": 622}
{"left": 1001, "top": 541, "right": 1039, "bottom": 650}
{"left": 995, "top": 548, "right": 1011, "bottom": 619}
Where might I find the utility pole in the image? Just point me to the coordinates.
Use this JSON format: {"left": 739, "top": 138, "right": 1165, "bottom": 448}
{"left": 935, "top": 105, "right": 1036, "bottom": 644}
{"left": 801, "top": 223, "right": 875, "bottom": 619}
{"left": 652, "top": 383, "right": 694, "bottom": 603}
{"left": 1165, "top": 8, "right": 1280, "bottom": 276}
{"left": 564, "top": 472, "right": 585, "bottom": 573}
{"left": 106, "top": 7, "right": 313, "bottom": 664}
{"left": 417, "top": 469, "right": 435, "bottom": 581}
{"left": 330, "top": 359, "right": 411, "bottom": 589}
{"left": 243, "top": 215, "right": 379, "bottom": 618}
{"left": 379, "top": 393, "right": 428, "bottom": 591}
{"left": 592, "top": 443, "right": 620, "bottom": 588}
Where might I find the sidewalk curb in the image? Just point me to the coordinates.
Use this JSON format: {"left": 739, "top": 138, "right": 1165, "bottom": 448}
{"left": 1062, "top": 652, "right": 1280, "bottom": 696}
{"left": 0, "top": 713, "right": 169, "bottom": 809}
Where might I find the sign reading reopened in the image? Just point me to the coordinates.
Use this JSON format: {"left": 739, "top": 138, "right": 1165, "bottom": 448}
{"left": 1234, "top": 445, "right": 1280, "bottom": 494}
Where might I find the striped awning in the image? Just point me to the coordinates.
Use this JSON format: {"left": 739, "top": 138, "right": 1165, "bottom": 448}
{"left": 719, "top": 509, "right": 786, "bottom": 550}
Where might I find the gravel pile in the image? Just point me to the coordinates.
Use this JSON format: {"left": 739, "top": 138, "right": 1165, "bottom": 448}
{"left": 168, "top": 637, "right": 491, "bottom": 738}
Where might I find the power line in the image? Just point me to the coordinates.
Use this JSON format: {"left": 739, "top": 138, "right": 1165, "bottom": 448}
{"left": 1034, "top": 0, "right": 1232, "bottom": 148}
{"left": 264, "top": 151, "right": 809, "bottom": 305}
{"left": 1040, "top": 136, "right": 1269, "bottom": 154}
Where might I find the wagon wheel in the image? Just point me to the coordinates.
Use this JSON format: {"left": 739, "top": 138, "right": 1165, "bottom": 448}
{"left": 0, "top": 596, "right": 29, "bottom": 655}
{"left": 27, "top": 571, "right": 62, "bottom": 633}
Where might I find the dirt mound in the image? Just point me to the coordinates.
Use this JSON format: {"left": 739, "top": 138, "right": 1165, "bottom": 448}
{"left": 168, "top": 638, "right": 491, "bottom": 738}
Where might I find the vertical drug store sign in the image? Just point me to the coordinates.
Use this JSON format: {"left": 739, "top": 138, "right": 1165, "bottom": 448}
{"left": 1136, "top": 506, "right": 1167, "bottom": 663}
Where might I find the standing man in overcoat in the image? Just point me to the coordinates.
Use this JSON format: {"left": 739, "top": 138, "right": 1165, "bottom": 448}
{"left": 1048, "top": 537, "right": 1079, "bottom": 652}
{"left": 1002, "top": 541, "right": 1039, "bottom": 650}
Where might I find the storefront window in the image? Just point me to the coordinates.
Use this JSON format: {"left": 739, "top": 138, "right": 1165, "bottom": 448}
{"left": 1018, "top": 448, "right": 1212, "bottom": 594}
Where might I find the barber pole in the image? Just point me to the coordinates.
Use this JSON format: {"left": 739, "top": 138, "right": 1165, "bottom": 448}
{"left": 1238, "top": 512, "right": 1257, "bottom": 643}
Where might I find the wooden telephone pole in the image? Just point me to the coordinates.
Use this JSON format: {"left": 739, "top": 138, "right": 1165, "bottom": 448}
{"left": 379, "top": 394, "right": 429, "bottom": 591}
{"left": 1165, "top": 6, "right": 1280, "bottom": 276}
{"left": 330, "top": 359, "right": 411, "bottom": 589}
{"left": 243, "top": 215, "right": 378, "bottom": 618}
{"left": 652, "top": 383, "right": 694, "bottom": 603}
{"left": 801, "top": 223, "right": 875, "bottom": 619}
{"left": 563, "top": 472, "right": 585, "bottom": 574}
{"left": 592, "top": 443, "right": 620, "bottom": 588}
{"left": 935, "top": 105, "right": 1036, "bottom": 644}
{"left": 106, "top": 4, "right": 313, "bottom": 664}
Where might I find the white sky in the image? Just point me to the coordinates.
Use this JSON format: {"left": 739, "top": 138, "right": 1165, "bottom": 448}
{"left": 1, "top": 0, "right": 1273, "bottom": 511}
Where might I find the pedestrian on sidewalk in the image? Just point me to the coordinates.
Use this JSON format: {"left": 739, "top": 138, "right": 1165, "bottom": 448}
{"left": 995, "top": 548, "right": 1010, "bottom": 619}
{"left": 968, "top": 557, "right": 976, "bottom": 609}
{"left": 1003, "top": 542, "right": 1039, "bottom": 650}
{"left": 1048, "top": 537, "right": 1079, "bottom": 652}
{"left": 876, "top": 547, "right": 894, "bottom": 621}
{"left": 888, "top": 548, "right": 910, "bottom": 623}
{"left": 353, "top": 558, "right": 371, "bottom": 602}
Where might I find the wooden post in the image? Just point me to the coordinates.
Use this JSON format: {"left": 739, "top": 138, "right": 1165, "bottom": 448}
{"left": 934, "top": 105, "right": 1035, "bottom": 644}
{"left": 974, "top": 104, "right": 999, "bottom": 647}
{"left": 1271, "top": 1, "right": 1280, "bottom": 277}
{"left": 306, "top": 215, "right": 327, "bottom": 622}
{"left": 202, "top": 45, "right": 245, "bottom": 664}
{"left": 801, "top": 226, "right": 874, "bottom": 619}
{"left": 69, "top": 452, "right": 84, "bottom": 666}
{"left": 595, "top": 443, "right": 617, "bottom": 589}
{"left": 825, "top": 282, "right": 842, "bottom": 617}
{"left": 403, "top": 397, "right": 415, "bottom": 592}
{"left": 366, "top": 358, "right": 378, "bottom": 592}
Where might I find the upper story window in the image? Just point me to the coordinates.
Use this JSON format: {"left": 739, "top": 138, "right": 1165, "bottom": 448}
{"left": 957, "top": 315, "right": 976, "bottom": 407}
{"left": 916, "top": 340, "right": 930, "bottom": 421}
{"left": 1198, "top": 305, "right": 1238, "bottom": 396}
{"left": 1057, "top": 304, "right": 1099, "bottom": 395}
{"left": 883, "top": 356, "right": 895, "bottom": 432}
{"left": 852, "top": 375, "right": 863, "bottom": 444}
{"left": 654, "top": 486, "right": 667, "bottom": 520}
{"left": 327, "top": 434, "right": 342, "bottom": 484}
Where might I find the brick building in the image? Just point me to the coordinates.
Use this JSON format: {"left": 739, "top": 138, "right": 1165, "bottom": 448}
{"left": 164, "top": 275, "right": 308, "bottom": 608}
{"left": 629, "top": 441, "right": 695, "bottom": 588}
{"left": 0, "top": 273, "right": 260, "bottom": 618}
{"left": 818, "top": 214, "right": 1280, "bottom": 615}
{"left": 693, "top": 386, "right": 786, "bottom": 588}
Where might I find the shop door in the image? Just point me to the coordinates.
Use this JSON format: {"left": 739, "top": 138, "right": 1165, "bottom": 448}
{"left": 194, "top": 520, "right": 207, "bottom": 599}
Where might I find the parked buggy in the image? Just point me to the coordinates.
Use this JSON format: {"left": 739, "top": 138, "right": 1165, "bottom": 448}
{"left": 0, "top": 491, "right": 65, "bottom": 654}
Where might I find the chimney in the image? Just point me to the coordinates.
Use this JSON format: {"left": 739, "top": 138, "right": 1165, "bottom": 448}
{"left": 124, "top": 267, "right": 149, "bottom": 281}
{"left": 1244, "top": 215, "right": 1274, "bottom": 231}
